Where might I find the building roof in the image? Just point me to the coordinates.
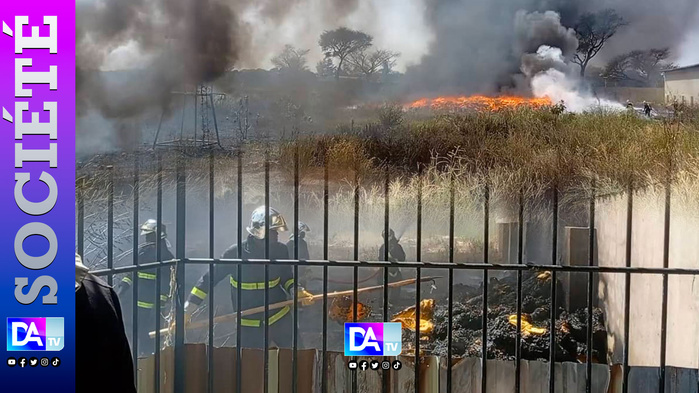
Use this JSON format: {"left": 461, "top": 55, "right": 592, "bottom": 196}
{"left": 663, "top": 63, "right": 699, "bottom": 73}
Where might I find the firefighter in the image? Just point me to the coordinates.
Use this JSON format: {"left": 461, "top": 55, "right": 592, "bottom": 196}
{"left": 115, "top": 219, "right": 174, "bottom": 357}
{"left": 184, "top": 206, "right": 315, "bottom": 349}
{"left": 287, "top": 221, "right": 311, "bottom": 260}
{"left": 625, "top": 100, "right": 634, "bottom": 110}
{"left": 643, "top": 101, "right": 652, "bottom": 117}
{"left": 377, "top": 228, "right": 406, "bottom": 306}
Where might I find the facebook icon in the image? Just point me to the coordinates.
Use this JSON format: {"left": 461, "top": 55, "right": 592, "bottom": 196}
{"left": 344, "top": 322, "right": 402, "bottom": 356}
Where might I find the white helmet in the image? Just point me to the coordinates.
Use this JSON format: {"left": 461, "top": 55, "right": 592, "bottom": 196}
{"left": 246, "top": 206, "right": 288, "bottom": 240}
{"left": 298, "top": 221, "right": 311, "bottom": 233}
{"left": 140, "top": 219, "right": 167, "bottom": 238}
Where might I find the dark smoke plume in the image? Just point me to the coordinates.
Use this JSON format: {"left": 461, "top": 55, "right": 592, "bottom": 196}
{"left": 76, "top": 0, "right": 241, "bottom": 119}
{"left": 405, "top": 0, "right": 699, "bottom": 96}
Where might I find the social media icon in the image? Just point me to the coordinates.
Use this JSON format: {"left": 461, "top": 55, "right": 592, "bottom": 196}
{"left": 7, "top": 317, "right": 64, "bottom": 351}
{"left": 7, "top": 358, "right": 16, "bottom": 367}
{"left": 344, "top": 323, "right": 402, "bottom": 356}
{"left": 381, "top": 361, "right": 390, "bottom": 370}
{"left": 348, "top": 360, "right": 358, "bottom": 370}
{"left": 370, "top": 360, "right": 380, "bottom": 370}
{"left": 392, "top": 360, "right": 402, "bottom": 370}
{"left": 29, "top": 357, "right": 38, "bottom": 367}
{"left": 19, "top": 357, "right": 27, "bottom": 368}
{"left": 359, "top": 360, "right": 368, "bottom": 371}
{"left": 40, "top": 358, "right": 49, "bottom": 367}
{"left": 51, "top": 357, "right": 60, "bottom": 367}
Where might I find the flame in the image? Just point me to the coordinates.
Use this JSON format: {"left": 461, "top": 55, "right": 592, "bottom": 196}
{"left": 391, "top": 299, "right": 435, "bottom": 335}
{"left": 508, "top": 314, "right": 547, "bottom": 337}
{"left": 406, "top": 95, "right": 553, "bottom": 111}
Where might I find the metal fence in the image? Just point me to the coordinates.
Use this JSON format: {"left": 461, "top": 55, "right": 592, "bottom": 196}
{"left": 76, "top": 147, "right": 699, "bottom": 393}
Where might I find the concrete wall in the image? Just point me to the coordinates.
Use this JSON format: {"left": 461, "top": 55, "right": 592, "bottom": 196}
{"left": 595, "top": 188, "right": 699, "bottom": 368}
{"left": 664, "top": 67, "right": 699, "bottom": 105}
{"left": 596, "top": 87, "right": 664, "bottom": 104}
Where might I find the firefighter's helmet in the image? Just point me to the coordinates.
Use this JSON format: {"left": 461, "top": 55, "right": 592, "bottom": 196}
{"left": 246, "top": 206, "right": 288, "bottom": 240}
{"left": 298, "top": 221, "right": 311, "bottom": 233}
{"left": 382, "top": 228, "right": 396, "bottom": 240}
{"left": 140, "top": 219, "right": 167, "bottom": 238}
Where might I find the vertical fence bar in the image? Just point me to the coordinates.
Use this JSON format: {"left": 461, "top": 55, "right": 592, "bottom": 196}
{"left": 481, "top": 180, "right": 489, "bottom": 393}
{"left": 174, "top": 157, "right": 187, "bottom": 393}
{"left": 322, "top": 155, "right": 329, "bottom": 393}
{"left": 622, "top": 184, "right": 633, "bottom": 393}
{"left": 208, "top": 151, "right": 215, "bottom": 393}
{"left": 415, "top": 168, "right": 423, "bottom": 393}
{"left": 155, "top": 154, "right": 163, "bottom": 393}
{"left": 659, "top": 181, "right": 671, "bottom": 393}
{"left": 383, "top": 166, "right": 390, "bottom": 393}
{"left": 292, "top": 142, "right": 300, "bottom": 393}
{"left": 107, "top": 166, "right": 114, "bottom": 286}
{"left": 549, "top": 185, "right": 559, "bottom": 393}
{"left": 352, "top": 161, "right": 359, "bottom": 393}
{"left": 131, "top": 154, "right": 140, "bottom": 381}
{"left": 264, "top": 150, "right": 270, "bottom": 393}
{"left": 586, "top": 182, "right": 595, "bottom": 393}
{"left": 236, "top": 148, "right": 243, "bottom": 393}
{"left": 447, "top": 173, "right": 455, "bottom": 393}
{"left": 77, "top": 177, "right": 85, "bottom": 257}
{"left": 515, "top": 189, "right": 523, "bottom": 393}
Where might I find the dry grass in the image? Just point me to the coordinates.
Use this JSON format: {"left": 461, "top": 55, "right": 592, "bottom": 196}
{"left": 76, "top": 108, "right": 699, "bottom": 266}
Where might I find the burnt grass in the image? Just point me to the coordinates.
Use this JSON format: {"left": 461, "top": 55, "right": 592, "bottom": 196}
{"left": 405, "top": 271, "right": 607, "bottom": 363}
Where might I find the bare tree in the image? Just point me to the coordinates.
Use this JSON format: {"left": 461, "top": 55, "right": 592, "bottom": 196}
{"left": 573, "top": 9, "right": 626, "bottom": 78}
{"left": 319, "top": 27, "right": 373, "bottom": 80}
{"left": 271, "top": 44, "right": 310, "bottom": 72}
{"left": 347, "top": 49, "right": 400, "bottom": 81}
{"left": 603, "top": 47, "right": 676, "bottom": 86}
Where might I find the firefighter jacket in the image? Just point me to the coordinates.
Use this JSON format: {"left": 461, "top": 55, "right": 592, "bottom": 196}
{"left": 115, "top": 239, "right": 174, "bottom": 311}
{"left": 76, "top": 273, "right": 136, "bottom": 393}
{"left": 286, "top": 233, "right": 310, "bottom": 260}
{"left": 186, "top": 234, "right": 296, "bottom": 327}
{"left": 379, "top": 240, "right": 406, "bottom": 278}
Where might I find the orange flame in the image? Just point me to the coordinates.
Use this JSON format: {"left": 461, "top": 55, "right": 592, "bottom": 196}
{"left": 406, "top": 95, "right": 553, "bottom": 111}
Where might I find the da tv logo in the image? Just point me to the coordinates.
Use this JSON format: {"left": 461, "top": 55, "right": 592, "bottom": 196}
{"left": 344, "top": 322, "right": 402, "bottom": 356}
{"left": 7, "top": 318, "right": 64, "bottom": 351}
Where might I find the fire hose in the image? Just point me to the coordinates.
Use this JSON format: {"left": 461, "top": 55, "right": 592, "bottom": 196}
{"left": 149, "top": 275, "right": 439, "bottom": 338}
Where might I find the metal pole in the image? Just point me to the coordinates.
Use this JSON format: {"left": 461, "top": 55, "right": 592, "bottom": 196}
{"left": 208, "top": 151, "right": 215, "bottom": 393}
{"left": 174, "top": 158, "right": 187, "bottom": 393}
{"left": 155, "top": 154, "right": 163, "bottom": 393}
{"left": 549, "top": 185, "right": 559, "bottom": 393}
{"left": 482, "top": 180, "right": 490, "bottom": 393}
{"left": 131, "top": 154, "right": 140, "bottom": 382}
{"left": 515, "top": 189, "right": 524, "bottom": 393}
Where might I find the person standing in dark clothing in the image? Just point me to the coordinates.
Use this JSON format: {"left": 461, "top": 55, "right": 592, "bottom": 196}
{"left": 115, "top": 219, "right": 175, "bottom": 357}
{"left": 184, "top": 206, "right": 314, "bottom": 349}
{"left": 287, "top": 221, "right": 311, "bottom": 260}
{"left": 643, "top": 101, "right": 653, "bottom": 117}
{"left": 377, "top": 228, "right": 406, "bottom": 306}
{"left": 76, "top": 254, "right": 136, "bottom": 393}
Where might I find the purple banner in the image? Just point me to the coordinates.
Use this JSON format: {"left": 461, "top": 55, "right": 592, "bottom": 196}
{"left": 0, "top": 1, "right": 75, "bottom": 391}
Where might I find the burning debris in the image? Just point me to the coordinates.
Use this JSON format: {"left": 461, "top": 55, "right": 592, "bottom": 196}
{"left": 391, "top": 299, "right": 435, "bottom": 336}
{"left": 402, "top": 271, "right": 607, "bottom": 363}
{"left": 328, "top": 296, "right": 372, "bottom": 323}
{"left": 406, "top": 95, "right": 553, "bottom": 112}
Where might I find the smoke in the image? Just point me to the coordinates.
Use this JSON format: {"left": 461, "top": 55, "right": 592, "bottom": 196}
{"left": 405, "top": 0, "right": 699, "bottom": 96}
{"left": 525, "top": 46, "right": 624, "bottom": 112}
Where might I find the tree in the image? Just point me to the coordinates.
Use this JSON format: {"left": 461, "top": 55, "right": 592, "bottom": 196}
{"left": 319, "top": 27, "right": 373, "bottom": 80}
{"left": 347, "top": 49, "right": 400, "bottom": 81}
{"left": 573, "top": 9, "right": 627, "bottom": 77}
{"left": 271, "top": 44, "right": 310, "bottom": 72}
{"left": 602, "top": 48, "right": 676, "bottom": 86}
{"left": 315, "top": 58, "right": 336, "bottom": 78}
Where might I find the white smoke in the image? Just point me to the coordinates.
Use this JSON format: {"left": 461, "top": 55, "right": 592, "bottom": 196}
{"left": 526, "top": 45, "right": 624, "bottom": 112}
